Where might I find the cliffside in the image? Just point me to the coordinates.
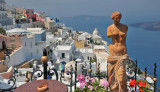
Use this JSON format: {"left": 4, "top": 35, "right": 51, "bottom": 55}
{"left": 130, "top": 21, "right": 160, "bottom": 31}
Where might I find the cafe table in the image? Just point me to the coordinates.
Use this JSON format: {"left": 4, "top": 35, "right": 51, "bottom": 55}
{"left": 14, "top": 79, "right": 68, "bottom": 92}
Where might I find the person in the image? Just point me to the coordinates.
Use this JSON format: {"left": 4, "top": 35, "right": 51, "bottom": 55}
{"left": 61, "top": 63, "right": 65, "bottom": 75}
{"left": 107, "top": 11, "right": 129, "bottom": 92}
{"left": 47, "top": 67, "right": 52, "bottom": 79}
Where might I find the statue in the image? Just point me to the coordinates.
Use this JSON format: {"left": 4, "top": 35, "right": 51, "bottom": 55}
{"left": 107, "top": 11, "right": 129, "bottom": 92}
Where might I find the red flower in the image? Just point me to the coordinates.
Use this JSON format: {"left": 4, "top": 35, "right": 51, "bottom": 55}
{"left": 139, "top": 81, "right": 147, "bottom": 87}
{"left": 139, "top": 88, "right": 143, "bottom": 92}
{"left": 134, "top": 91, "right": 136, "bottom": 92}
{"left": 130, "top": 80, "right": 138, "bottom": 87}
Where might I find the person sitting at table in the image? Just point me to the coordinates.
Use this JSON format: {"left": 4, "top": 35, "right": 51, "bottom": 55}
{"left": 47, "top": 67, "right": 52, "bottom": 79}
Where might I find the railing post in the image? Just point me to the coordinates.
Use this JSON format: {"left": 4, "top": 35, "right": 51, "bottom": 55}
{"left": 135, "top": 59, "right": 137, "bottom": 91}
{"left": 145, "top": 67, "right": 147, "bottom": 80}
{"left": 60, "top": 73, "right": 62, "bottom": 82}
{"left": 82, "top": 65, "right": 84, "bottom": 75}
{"left": 89, "top": 57, "right": 92, "bottom": 78}
{"left": 98, "top": 63, "right": 100, "bottom": 81}
{"left": 154, "top": 63, "right": 157, "bottom": 92}
{"left": 74, "top": 61, "right": 77, "bottom": 90}
{"left": 107, "top": 61, "right": 108, "bottom": 81}
{"left": 41, "top": 49, "right": 48, "bottom": 79}
{"left": 70, "top": 69, "right": 73, "bottom": 92}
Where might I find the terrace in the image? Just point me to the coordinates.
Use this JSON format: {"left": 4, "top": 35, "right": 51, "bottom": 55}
{"left": 0, "top": 49, "right": 159, "bottom": 92}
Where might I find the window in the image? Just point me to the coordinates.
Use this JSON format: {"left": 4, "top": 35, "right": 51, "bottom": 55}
{"left": 62, "top": 53, "right": 65, "bottom": 58}
{"left": 10, "top": 39, "right": 15, "bottom": 42}
{"left": 88, "top": 56, "right": 90, "bottom": 60}
{"left": 11, "top": 44, "right": 15, "bottom": 48}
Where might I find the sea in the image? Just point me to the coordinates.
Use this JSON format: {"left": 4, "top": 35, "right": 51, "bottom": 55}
{"left": 61, "top": 15, "right": 160, "bottom": 87}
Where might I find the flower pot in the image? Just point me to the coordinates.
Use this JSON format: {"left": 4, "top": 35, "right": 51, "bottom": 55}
{"left": 37, "top": 84, "right": 48, "bottom": 92}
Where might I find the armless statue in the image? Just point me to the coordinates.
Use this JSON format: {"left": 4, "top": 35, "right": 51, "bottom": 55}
{"left": 107, "top": 11, "right": 129, "bottom": 92}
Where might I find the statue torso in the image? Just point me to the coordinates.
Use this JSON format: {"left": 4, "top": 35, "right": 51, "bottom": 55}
{"left": 107, "top": 23, "right": 128, "bottom": 56}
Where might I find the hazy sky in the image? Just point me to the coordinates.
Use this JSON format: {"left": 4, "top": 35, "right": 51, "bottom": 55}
{"left": 5, "top": 0, "right": 160, "bottom": 21}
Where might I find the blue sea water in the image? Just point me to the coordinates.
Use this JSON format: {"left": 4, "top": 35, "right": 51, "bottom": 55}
{"left": 61, "top": 16, "right": 160, "bottom": 87}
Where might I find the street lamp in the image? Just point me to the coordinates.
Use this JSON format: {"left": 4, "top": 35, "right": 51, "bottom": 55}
{"left": 41, "top": 49, "right": 48, "bottom": 79}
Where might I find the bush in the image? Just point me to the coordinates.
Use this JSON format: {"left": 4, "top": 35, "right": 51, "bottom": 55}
{"left": 0, "top": 28, "right": 6, "bottom": 35}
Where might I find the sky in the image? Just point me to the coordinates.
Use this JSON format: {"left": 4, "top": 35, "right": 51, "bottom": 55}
{"left": 5, "top": 0, "right": 160, "bottom": 22}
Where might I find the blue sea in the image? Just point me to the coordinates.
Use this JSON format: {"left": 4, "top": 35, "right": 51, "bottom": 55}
{"left": 61, "top": 16, "right": 160, "bottom": 87}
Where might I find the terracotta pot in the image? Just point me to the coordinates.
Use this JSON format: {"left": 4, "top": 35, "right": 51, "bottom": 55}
{"left": 37, "top": 84, "right": 47, "bottom": 92}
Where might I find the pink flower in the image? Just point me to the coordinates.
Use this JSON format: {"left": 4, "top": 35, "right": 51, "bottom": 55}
{"left": 77, "top": 74, "right": 85, "bottom": 83}
{"left": 91, "top": 78, "right": 96, "bottom": 83}
{"left": 85, "top": 76, "right": 90, "bottom": 82}
{"left": 80, "top": 81, "right": 87, "bottom": 90}
{"left": 88, "top": 85, "right": 93, "bottom": 90}
{"left": 100, "top": 80, "right": 109, "bottom": 88}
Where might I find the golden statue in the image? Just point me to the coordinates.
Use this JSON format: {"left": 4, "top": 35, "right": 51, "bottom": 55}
{"left": 107, "top": 11, "right": 129, "bottom": 92}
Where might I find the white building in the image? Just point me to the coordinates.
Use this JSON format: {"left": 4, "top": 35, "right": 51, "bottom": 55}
{"left": 79, "top": 48, "right": 94, "bottom": 62}
{"left": 27, "top": 28, "right": 46, "bottom": 42}
{"left": 44, "top": 17, "right": 57, "bottom": 33}
{"left": 1, "top": 28, "right": 46, "bottom": 67}
{"left": 0, "top": 0, "right": 7, "bottom": 26}
{"left": 95, "top": 52, "right": 108, "bottom": 73}
{"left": 92, "top": 28, "right": 102, "bottom": 44}
{"left": 57, "top": 27, "right": 77, "bottom": 39}
{"left": 0, "top": 0, "right": 14, "bottom": 26}
{"left": 78, "top": 32, "right": 90, "bottom": 41}
{"left": 52, "top": 39, "right": 76, "bottom": 63}
{"left": 56, "top": 22, "right": 65, "bottom": 29}
{"left": 93, "top": 45, "right": 106, "bottom": 53}
{"left": 7, "top": 34, "right": 46, "bottom": 67}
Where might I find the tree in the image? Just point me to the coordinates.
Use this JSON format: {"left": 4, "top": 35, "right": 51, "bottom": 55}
{"left": 0, "top": 28, "right": 6, "bottom": 35}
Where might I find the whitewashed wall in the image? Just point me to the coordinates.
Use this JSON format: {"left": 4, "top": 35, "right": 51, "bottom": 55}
{"left": 8, "top": 47, "right": 25, "bottom": 67}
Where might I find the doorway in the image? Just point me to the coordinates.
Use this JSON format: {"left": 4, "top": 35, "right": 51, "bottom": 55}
{"left": 2, "top": 41, "right": 6, "bottom": 50}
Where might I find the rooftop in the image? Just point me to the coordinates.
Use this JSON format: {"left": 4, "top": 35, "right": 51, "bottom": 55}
{"left": 79, "top": 48, "right": 93, "bottom": 53}
{"left": 6, "top": 28, "right": 29, "bottom": 33}
{"left": 27, "top": 28, "right": 45, "bottom": 34}
{"left": 56, "top": 45, "right": 72, "bottom": 51}
{"left": 95, "top": 52, "right": 108, "bottom": 60}
{"left": 94, "top": 45, "right": 105, "bottom": 49}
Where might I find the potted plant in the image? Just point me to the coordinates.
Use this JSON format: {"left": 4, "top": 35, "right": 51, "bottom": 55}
{"left": 23, "top": 74, "right": 25, "bottom": 76}
{"left": 75, "top": 75, "right": 109, "bottom": 92}
{"left": 130, "top": 79, "right": 153, "bottom": 92}
{"left": 19, "top": 71, "right": 22, "bottom": 77}
{"left": 16, "top": 74, "right": 19, "bottom": 77}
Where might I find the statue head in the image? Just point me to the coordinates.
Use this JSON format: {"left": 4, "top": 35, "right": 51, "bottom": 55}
{"left": 111, "top": 11, "right": 122, "bottom": 25}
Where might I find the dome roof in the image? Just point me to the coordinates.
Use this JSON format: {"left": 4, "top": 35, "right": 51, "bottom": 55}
{"left": 93, "top": 28, "right": 98, "bottom": 35}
